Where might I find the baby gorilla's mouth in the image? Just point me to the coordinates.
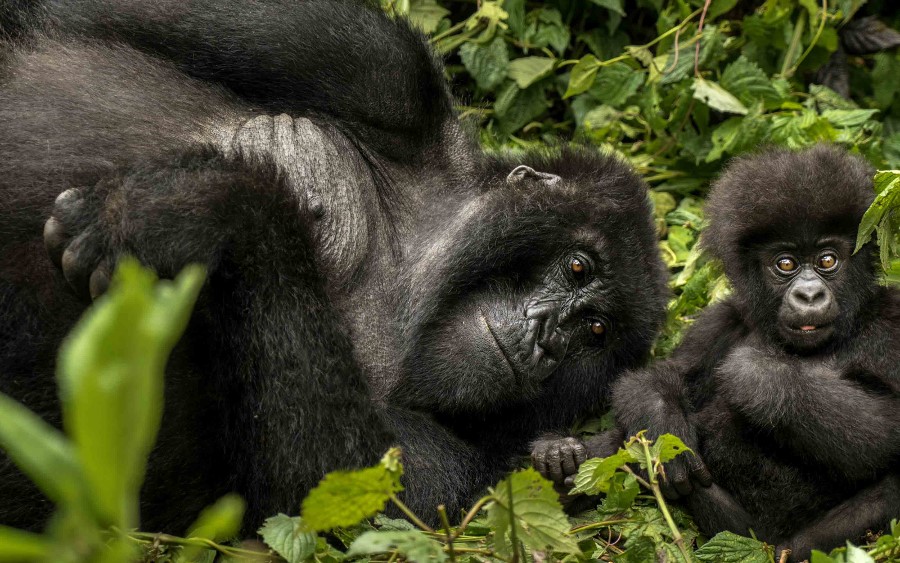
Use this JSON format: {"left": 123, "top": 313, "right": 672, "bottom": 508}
{"left": 790, "top": 322, "right": 831, "bottom": 333}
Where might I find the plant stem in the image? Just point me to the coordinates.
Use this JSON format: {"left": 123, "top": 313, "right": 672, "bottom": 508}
{"left": 780, "top": 14, "right": 807, "bottom": 77}
{"left": 790, "top": 0, "right": 828, "bottom": 75}
{"left": 641, "top": 440, "right": 692, "bottom": 563}
{"left": 450, "top": 495, "right": 493, "bottom": 541}
{"left": 389, "top": 493, "right": 435, "bottom": 533}
{"left": 507, "top": 479, "right": 521, "bottom": 563}
{"left": 566, "top": 519, "right": 634, "bottom": 535}
{"left": 437, "top": 504, "right": 457, "bottom": 563}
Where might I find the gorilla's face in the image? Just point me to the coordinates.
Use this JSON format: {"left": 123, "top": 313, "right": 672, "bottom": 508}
{"left": 394, "top": 154, "right": 667, "bottom": 415}
{"left": 744, "top": 232, "right": 874, "bottom": 351}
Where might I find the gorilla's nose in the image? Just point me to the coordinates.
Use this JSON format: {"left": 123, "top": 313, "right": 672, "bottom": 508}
{"left": 787, "top": 276, "right": 832, "bottom": 312}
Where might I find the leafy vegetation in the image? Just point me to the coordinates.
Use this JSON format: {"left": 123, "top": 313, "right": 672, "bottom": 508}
{"left": 0, "top": 0, "right": 899, "bottom": 561}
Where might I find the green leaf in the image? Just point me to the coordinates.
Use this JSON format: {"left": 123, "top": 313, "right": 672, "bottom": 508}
{"left": 348, "top": 531, "right": 446, "bottom": 563}
{"left": 407, "top": 0, "right": 450, "bottom": 34}
{"left": 58, "top": 260, "right": 205, "bottom": 528}
{"left": 602, "top": 471, "right": 640, "bottom": 513}
{"left": 494, "top": 82, "right": 548, "bottom": 135}
{"left": 507, "top": 56, "right": 555, "bottom": 89}
{"left": 178, "top": 495, "right": 245, "bottom": 563}
{"left": 650, "top": 434, "right": 693, "bottom": 464}
{"left": 564, "top": 55, "right": 599, "bottom": 99}
{"left": 0, "top": 393, "right": 83, "bottom": 508}
{"left": 720, "top": 56, "right": 781, "bottom": 109}
{"left": 459, "top": 37, "right": 509, "bottom": 91}
{"left": 691, "top": 79, "right": 748, "bottom": 115}
{"left": 821, "top": 109, "right": 880, "bottom": 128}
{"left": 259, "top": 514, "right": 318, "bottom": 563}
{"left": 301, "top": 448, "right": 404, "bottom": 531}
{"left": 695, "top": 531, "right": 771, "bottom": 562}
{"left": 591, "top": 62, "right": 645, "bottom": 108}
{"left": 570, "top": 449, "right": 635, "bottom": 495}
{"left": 589, "top": 0, "right": 625, "bottom": 16}
{"left": 0, "top": 525, "right": 53, "bottom": 561}
{"left": 486, "top": 468, "right": 580, "bottom": 556}
{"left": 855, "top": 171, "right": 900, "bottom": 253}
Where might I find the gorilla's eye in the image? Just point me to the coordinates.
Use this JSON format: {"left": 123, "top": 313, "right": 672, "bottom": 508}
{"left": 589, "top": 320, "right": 606, "bottom": 336}
{"left": 817, "top": 253, "right": 838, "bottom": 271}
{"left": 775, "top": 257, "right": 798, "bottom": 273}
{"left": 570, "top": 258, "right": 585, "bottom": 275}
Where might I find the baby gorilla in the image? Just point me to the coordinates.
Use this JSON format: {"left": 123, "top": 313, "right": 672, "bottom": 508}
{"left": 533, "top": 145, "right": 900, "bottom": 560}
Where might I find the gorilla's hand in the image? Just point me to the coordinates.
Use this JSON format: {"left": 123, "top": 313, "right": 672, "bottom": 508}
{"left": 44, "top": 187, "right": 112, "bottom": 301}
{"left": 531, "top": 436, "right": 587, "bottom": 487}
{"left": 657, "top": 450, "right": 712, "bottom": 500}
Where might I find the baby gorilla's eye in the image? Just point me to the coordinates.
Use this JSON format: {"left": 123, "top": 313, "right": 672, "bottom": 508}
{"left": 817, "top": 253, "right": 838, "bottom": 271}
{"left": 776, "top": 257, "right": 797, "bottom": 273}
{"left": 589, "top": 320, "right": 606, "bottom": 336}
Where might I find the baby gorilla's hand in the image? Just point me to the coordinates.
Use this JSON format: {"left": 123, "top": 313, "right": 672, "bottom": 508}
{"left": 44, "top": 187, "right": 112, "bottom": 301}
{"left": 531, "top": 436, "right": 587, "bottom": 487}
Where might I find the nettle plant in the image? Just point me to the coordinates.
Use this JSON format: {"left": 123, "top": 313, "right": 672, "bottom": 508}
{"left": 0, "top": 261, "right": 896, "bottom": 562}
{"left": 384, "top": 0, "right": 900, "bottom": 352}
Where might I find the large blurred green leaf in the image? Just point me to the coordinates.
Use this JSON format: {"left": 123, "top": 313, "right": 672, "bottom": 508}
{"left": 58, "top": 260, "right": 205, "bottom": 528}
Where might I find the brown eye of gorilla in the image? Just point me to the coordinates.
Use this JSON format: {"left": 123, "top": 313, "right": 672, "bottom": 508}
{"left": 776, "top": 257, "right": 797, "bottom": 273}
{"left": 818, "top": 253, "right": 838, "bottom": 271}
{"left": 590, "top": 320, "right": 606, "bottom": 336}
{"left": 570, "top": 258, "right": 585, "bottom": 275}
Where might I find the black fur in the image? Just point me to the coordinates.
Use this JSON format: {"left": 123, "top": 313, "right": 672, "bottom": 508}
{"left": 537, "top": 145, "right": 900, "bottom": 561}
{"left": 0, "top": 0, "right": 667, "bottom": 532}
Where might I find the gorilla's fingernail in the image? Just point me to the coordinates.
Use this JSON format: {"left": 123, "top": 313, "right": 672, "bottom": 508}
{"left": 54, "top": 188, "right": 81, "bottom": 207}
{"left": 89, "top": 268, "right": 110, "bottom": 300}
{"left": 43, "top": 218, "right": 67, "bottom": 266}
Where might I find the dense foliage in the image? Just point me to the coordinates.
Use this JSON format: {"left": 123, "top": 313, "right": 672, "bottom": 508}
{"left": 0, "top": 1, "right": 898, "bottom": 561}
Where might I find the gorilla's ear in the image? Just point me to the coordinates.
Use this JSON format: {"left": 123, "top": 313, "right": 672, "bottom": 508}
{"left": 507, "top": 165, "right": 562, "bottom": 186}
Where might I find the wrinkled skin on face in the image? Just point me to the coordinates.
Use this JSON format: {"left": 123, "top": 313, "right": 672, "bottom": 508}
{"left": 390, "top": 151, "right": 668, "bottom": 428}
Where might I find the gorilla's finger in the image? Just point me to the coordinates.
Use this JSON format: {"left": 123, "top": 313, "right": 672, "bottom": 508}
{"left": 563, "top": 475, "right": 575, "bottom": 488}
{"left": 62, "top": 232, "right": 102, "bottom": 300}
{"left": 531, "top": 445, "right": 550, "bottom": 477}
{"left": 690, "top": 458, "right": 713, "bottom": 487}
{"left": 52, "top": 188, "right": 84, "bottom": 222}
{"left": 572, "top": 442, "right": 587, "bottom": 465}
{"left": 547, "top": 447, "right": 565, "bottom": 483}
{"left": 660, "top": 480, "right": 680, "bottom": 500}
{"left": 44, "top": 218, "right": 68, "bottom": 268}
{"left": 672, "top": 471, "right": 693, "bottom": 497}
{"left": 89, "top": 262, "right": 111, "bottom": 300}
{"left": 561, "top": 446, "right": 578, "bottom": 477}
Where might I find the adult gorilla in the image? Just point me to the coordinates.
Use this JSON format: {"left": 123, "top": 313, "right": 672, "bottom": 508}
{"left": 0, "top": 0, "right": 667, "bottom": 531}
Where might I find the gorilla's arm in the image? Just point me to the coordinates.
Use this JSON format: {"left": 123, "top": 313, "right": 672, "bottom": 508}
{"left": 782, "top": 474, "right": 900, "bottom": 562}
{"left": 39, "top": 0, "right": 453, "bottom": 160}
{"left": 47, "top": 148, "right": 396, "bottom": 526}
{"left": 715, "top": 339, "right": 900, "bottom": 480}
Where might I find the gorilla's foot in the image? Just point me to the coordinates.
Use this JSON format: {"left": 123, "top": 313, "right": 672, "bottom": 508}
{"left": 44, "top": 188, "right": 111, "bottom": 300}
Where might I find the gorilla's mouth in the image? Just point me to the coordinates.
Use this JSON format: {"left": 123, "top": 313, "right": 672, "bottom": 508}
{"left": 479, "top": 310, "right": 518, "bottom": 380}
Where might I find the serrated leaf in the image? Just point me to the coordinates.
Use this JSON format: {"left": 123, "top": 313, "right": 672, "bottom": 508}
{"left": 259, "top": 514, "right": 317, "bottom": 563}
{"left": 58, "top": 260, "right": 204, "bottom": 528}
{"left": 720, "top": 56, "right": 781, "bottom": 108}
{"left": 348, "top": 531, "right": 446, "bottom": 563}
{"left": 855, "top": 171, "right": 900, "bottom": 253}
{"left": 570, "top": 449, "right": 635, "bottom": 495}
{"left": 822, "top": 109, "right": 880, "bottom": 128}
{"left": 494, "top": 82, "right": 548, "bottom": 135}
{"left": 507, "top": 56, "right": 555, "bottom": 89}
{"left": 301, "top": 449, "right": 404, "bottom": 531}
{"left": 564, "top": 55, "right": 598, "bottom": 98}
{"left": 459, "top": 37, "right": 509, "bottom": 90}
{"left": 691, "top": 79, "right": 748, "bottom": 115}
{"left": 602, "top": 471, "right": 640, "bottom": 513}
{"left": 591, "top": 62, "right": 645, "bottom": 108}
{"left": 487, "top": 468, "right": 580, "bottom": 556}
{"left": 695, "top": 531, "right": 770, "bottom": 562}
{"left": 650, "top": 434, "right": 693, "bottom": 464}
